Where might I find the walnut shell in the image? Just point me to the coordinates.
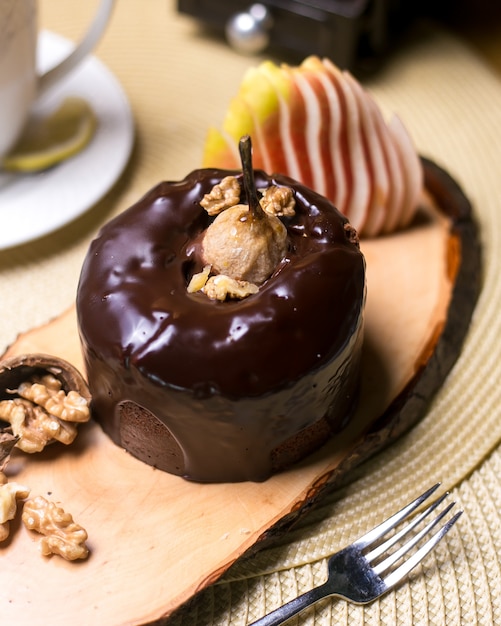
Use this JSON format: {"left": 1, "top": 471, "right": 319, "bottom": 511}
{"left": 0, "top": 354, "right": 90, "bottom": 405}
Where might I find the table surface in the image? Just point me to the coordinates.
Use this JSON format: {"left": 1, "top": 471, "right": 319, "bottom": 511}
{"left": 2, "top": 2, "right": 501, "bottom": 625}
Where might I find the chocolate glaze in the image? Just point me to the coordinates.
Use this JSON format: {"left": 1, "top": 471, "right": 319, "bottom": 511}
{"left": 76, "top": 169, "right": 366, "bottom": 482}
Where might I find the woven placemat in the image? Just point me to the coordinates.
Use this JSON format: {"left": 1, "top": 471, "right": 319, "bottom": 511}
{"left": 1, "top": 2, "right": 500, "bottom": 624}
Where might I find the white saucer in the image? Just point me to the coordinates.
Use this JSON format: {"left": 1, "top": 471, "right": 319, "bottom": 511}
{"left": 0, "top": 31, "right": 134, "bottom": 250}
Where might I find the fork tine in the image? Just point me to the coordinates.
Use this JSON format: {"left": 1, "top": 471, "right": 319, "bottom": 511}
{"left": 383, "top": 509, "right": 463, "bottom": 590}
{"left": 373, "top": 500, "right": 456, "bottom": 576}
{"left": 354, "top": 483, "right": 441, "bottom": 550}
{"left": 366, "top": 491, "right": 449, "bottom": 563}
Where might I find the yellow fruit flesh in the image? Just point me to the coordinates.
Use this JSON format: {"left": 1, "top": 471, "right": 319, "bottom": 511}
{"left": 2, "top": 97, "right": 97, "bottom": 173}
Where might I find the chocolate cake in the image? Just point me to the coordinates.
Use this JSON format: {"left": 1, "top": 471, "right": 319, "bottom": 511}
{"left": 76, "top": 50, "right": 429, "bottom": 483}
{"left": 76, "top": 164, "right": 366, "bottom": 482}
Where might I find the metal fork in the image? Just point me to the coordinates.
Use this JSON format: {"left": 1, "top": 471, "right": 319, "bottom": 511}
{"left": 248, "top": 483, "right": 461, "bottom": 626}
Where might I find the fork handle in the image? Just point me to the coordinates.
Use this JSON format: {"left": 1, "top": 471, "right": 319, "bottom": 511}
{"left": 248, "top": 581, "right": 332, "bottom": 626}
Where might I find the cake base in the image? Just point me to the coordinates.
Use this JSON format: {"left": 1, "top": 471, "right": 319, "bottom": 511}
{"left": 0, "top": 160, "right": 480, "bottom": 625}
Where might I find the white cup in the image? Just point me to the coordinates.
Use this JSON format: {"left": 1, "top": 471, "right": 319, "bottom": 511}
{"left": 0, "top": 0, "right": 116, "bottom": 158}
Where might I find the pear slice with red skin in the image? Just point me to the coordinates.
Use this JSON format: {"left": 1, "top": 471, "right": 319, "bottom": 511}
{"left": 279, "top": 65, "right": 316, "bottom": 190}
{"left": 257, "top": 61, "right": 301, "bottom": 180}
{"left": 302, "top": 57, "right": 348, "bottom": 210}
{"left": 321, "top": 59, "right": 373, "bottom": 233}
{"left": 374, "top": 110, "right": 406, "bottom": 235}
{"left": 388, "top": 114, "right": 424, "bottom": 231}
{"left": 287, "top": 63, "right": 333, "bottom": 197}
{"left": 313, "top": 59, "right": 372, "bottom": 233}
{"left": 342, "top": 70, "right": 388, "bottom": 237}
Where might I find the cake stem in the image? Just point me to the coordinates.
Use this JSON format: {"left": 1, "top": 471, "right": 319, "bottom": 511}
{"left": 239, "top": 135, "right": 265, "bottom": 219}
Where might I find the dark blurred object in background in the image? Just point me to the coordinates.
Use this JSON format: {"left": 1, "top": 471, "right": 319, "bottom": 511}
{"left": 177, "top": 0, "right": 393, "bottom": 70}
{"left": 176, "top": 0, "right": 501, "bottom": 73}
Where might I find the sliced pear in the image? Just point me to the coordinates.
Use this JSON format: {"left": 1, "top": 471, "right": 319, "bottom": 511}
{"left": 202, "top": 56, "right": 423, "bottom": 237}
{"left": 2, "top": 97, "right": 97, "bottom": 173}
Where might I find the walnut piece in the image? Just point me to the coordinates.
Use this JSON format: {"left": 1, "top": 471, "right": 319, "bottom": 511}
{"left": 259, "top": 185, "right": 296, "bottom": 217}
{"left": 188, "top": 265, "right": 259, "bottom": 301}
{"left": 187, "top": 264, "right": 211, "bottom": 293}
{"left": 17, "top": 374, "right": 89, "bottom": 423}
{"left": 200, "top": 175, "right": 241, "bottom": 215}
{"left": 0, "top": 373, "right": 90, "bottom": 453}
{"left": 0, "top": 471, "right": 30, "bottom": 542}
{"left": 22, "top": 495, "right": 89, "bottom": 560}
{"left": 203, "top": 274, "right": 259, "bottom": 301}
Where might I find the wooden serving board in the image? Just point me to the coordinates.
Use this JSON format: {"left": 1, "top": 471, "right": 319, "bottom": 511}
{"left": 0, "top": 161, "right": 480, "bottom": 625}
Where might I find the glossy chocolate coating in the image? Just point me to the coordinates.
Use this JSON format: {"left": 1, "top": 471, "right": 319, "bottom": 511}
{"left": 77, "top": 169, "right": 366, "bottom": 482}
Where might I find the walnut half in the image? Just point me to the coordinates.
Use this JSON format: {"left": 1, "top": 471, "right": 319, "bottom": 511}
{"left": 200, "top": 175, "right": 241, "bottom": 215}
{"left": 259, "top": 185, "right": 296, "bottom": 217}
{"left": 22, "top": 495, "right": 89, "bottom": 560}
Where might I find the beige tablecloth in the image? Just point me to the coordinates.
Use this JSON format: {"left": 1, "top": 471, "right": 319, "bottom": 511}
{"left": 2, "top": 1, "right": 501, "bottom": 624}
